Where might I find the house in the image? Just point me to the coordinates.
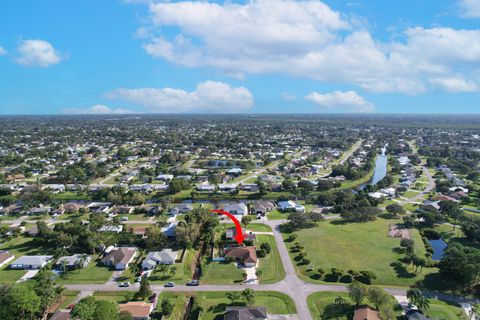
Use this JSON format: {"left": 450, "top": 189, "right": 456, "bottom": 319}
{"left": 252, "top": 201, "right": 276, "bottom": 216}
{"left": 226, "top": 168, "right": 243, "bottom": 177}
{"left": 88, "top": 202, "right": 111, "bottom": 213}
{"left": 49, "top": 309, "right": 71, "bottom": 320}
{"left": 422, "top": 200, "right": 440, "bottom": 211}
{"left": 238, "top": 183, "right": 259, "bottom": 192}
{"left": 223, "top": 203, "right": 248, "bottom": 215}
{"left": 161, "top": 223, "right": 177, "bottom": 239}
{"left": 278, "top": 200, "right": 304, "bottom": 212}
{"left": 99, "top": 225, "right": 123, "bottom": 233}
{"left": 219, "top": 184, "right": 238, "bottom": 192}
{"left": 406, "top": 309, "right": 433, "bottom": 320}
{"left": 113, "top": 205, "right": 134, "bottom": 215}
{"left": 10, "top": 255, "right": 53, "bottom": 269}
{"left": 224, "top": 306, "right": 267, "bottom": 320}
{"left": 56, "top": 254, "right": 91, "bottom": 270}
{"left": 101, "top": 247, "right": 137, "bottom": 270}
{"left": 226, "top": 228, "right": 256, "bottom": 242}
{"left": 225, "top": 246, "right": 257, "bottom": 267}
{"left": 0, "top": 251, "right": 14, "bottom": 268}
{"left": 119, "top": 302, "right": 154, "bottom": 320}
{"left": 142, "top": 249, "right": 177, "bottom": 270}
{"left": 196, "top": 182, "right": 216, "bottom": 191}
{"left": 155, "top": 174, "right": 174, "bottom": 181}
{"left": 63, "top": 202, "right": 85, "bottom": 213}
{"left": 169, "top": 203, "right": 193, "bottom": 216}
{"left": 353, "top": 307, "right": 380, "bottom": 320}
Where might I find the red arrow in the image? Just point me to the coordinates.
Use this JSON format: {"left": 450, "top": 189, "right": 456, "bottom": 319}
{"left": 210, "top": 209, "right": 245, "bottom": 244}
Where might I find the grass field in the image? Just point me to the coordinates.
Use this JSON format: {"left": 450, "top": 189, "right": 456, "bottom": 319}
{"left": 307, "top": 291, "right": 403, "bottom": 320}
{"left": 158, "top": 292, "right": 188, "bottom": 319}
{"left": 283, "top": 218, "right": 436, "bottom": 286}
{"left": 58, "top": 290, "right": 81, "bottom": 309}
{"left": 267, "top": 209, "right": 288, "bottom": 220}
{"left": 195, "top": 291, "right": 296, "bottom": 319}
{"left": 201, "top": 259, "right": 245, "bottom": 284}
{"left": 92, "top": 291, "right": 131, "bottom": 303}
{"left": 425, "top": 298, "right": 468, "bottom": 320}
{"left": 58, "top": 259, "right": 113, "bottom": 284}
{"left": 256, "top": 234, "right": 285, "bottom": 284}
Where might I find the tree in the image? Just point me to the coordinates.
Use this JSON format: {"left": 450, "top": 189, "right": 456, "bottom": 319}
{"left": 241, "top": 215, "right": 252, "bottom": 228}
{"left": 255, "top": 270, "right": 263, "bottom": 280}
{"left": 242, "top": 288, "right": 256, "bottom": 305}
{"left": 407, "top": 289, "right": 430, "bottom": 312}
{"left": 161, "top": 299, "right": 174, "bottom": 316}
{"left": 137, "top": 277, "right": 152, "bottom": 300}
{"left": 334, "top": 296, "right": 347, "bottom": 305}
{"left": 4, "top": 283, "right": 41, "bottom": 320}
{"left": 94, "top": 300, "right": 121, "bottom": 320}
{"left": 367, "top": 287, "right": 391, "bottom": 310}
{"left": 386, "top": 203, "right": 406, "bottom": 217}
{"left": 226, "top": 291, "right": 241, "bottom": 303}
{"left": 260, "top": 242, "right": 271, "bottom": 254}
{"left": 348, "top": 282, "right": 367, "bottom": 306}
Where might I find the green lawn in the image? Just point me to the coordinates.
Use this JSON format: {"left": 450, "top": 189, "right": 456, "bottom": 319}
{"left": 195, "top": 291, "right": 296, "bottom": 319}
{"left": 0, "top": 236, "right": 54, "bottom": 284}
{"left": 58, "top": 258, "right": 113, "bottom": 284}
{"left": 404, "top": 190, "right": 420, "bottom": 198}
{"left": 221, "top": 223, "right": 272, "bottom": 233}
{"left": 267, "top": 209, "right": 288, "bottom": 220}
{"left": 307, "top": 291, "right": 403, "bottom": 320}
{"left": 425, "top": 298, "right": 468, "bottom": 320}
{"left": 256, "top": 235, "right": 285, "bottom": 284}
{"left": 158, "top": 292, "right": 188, "bottom": 319}
{"left": 201, "top": 259, "right": 245, "bottom": 284}
{"left": 58, "top": 290, "right": 81, "bottom": 309}
{"left": 283, "top": 218, "right": 436, "bottom": 286}
{"left": 93, "top": 291, "right": 131, "bottom": 303}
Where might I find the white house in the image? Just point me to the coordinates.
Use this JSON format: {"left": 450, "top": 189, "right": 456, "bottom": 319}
{"left": 101, "top": 247, "right": 137, "bottom": 270}
{"left": 141, "top": 249, "right": 177, "bottom": 270}
{"left": 10, "top": 255, "right": 53, "bottom": 270}
{"left": 278, "top": 200, "right": 296, "bottom": 212}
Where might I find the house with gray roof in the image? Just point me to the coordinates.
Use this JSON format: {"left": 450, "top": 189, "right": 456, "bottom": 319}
{"left": 10, "top": 255, "right": 53, "bottom": 270}
{"left": 55, "top": 254, "right": 91, "bottom": 270}
{"left": 224, "top": 306, "right": 267, "bottom": 320}
{"left": 141, "top": 249, "right": 177, "bottom": 270}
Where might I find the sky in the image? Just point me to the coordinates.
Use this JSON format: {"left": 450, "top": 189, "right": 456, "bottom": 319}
{"left": 0, "top": 0, "right": 479, "bottom": 114}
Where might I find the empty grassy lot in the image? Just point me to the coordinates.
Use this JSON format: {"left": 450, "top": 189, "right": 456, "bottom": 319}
{"left": 57, "top": 258, "right": 113, "bottom": 285}
{"left": 283, "top": 218, "right": 436, "bottom": 286}
{"left": 307, "top": 291, "right": 403, "bottom": 320}
{"left": 195, "top": 291, "right": 296, "bottom": 320}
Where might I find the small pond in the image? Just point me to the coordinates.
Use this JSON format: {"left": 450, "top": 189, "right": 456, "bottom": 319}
{"left": 428, "top": 238, "right": 448, "bottom": 260}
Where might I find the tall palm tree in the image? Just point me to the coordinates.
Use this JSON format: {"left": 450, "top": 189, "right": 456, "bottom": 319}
{"left": 407, "top": 289, "right": 430, "bottom": 313}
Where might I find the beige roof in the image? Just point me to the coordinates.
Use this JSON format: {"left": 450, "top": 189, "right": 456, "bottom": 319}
{"left": 102, "top": 247, "right": 137, "bottom": 265}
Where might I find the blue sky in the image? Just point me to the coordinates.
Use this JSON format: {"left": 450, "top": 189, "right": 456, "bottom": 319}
{"left": 0, "top": 0, "right": 479, "bottom": 114}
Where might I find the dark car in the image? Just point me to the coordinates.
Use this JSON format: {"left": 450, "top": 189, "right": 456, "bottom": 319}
{"left": 186, "top": 280, "right": 199, "bottom": 286}
{"left": 164, "top": 282, "right": 175, "bottom": 287}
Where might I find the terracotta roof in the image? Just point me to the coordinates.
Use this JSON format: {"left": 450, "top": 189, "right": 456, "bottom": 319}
{"left": 225, "top": 246, "right": 257, "bottom": 264}
{"left": 353, "top": 307, "right": 381, "bottom": 320}
{"left": 0, "top": 251, "right": 14, "bottom": 264}
{"left": 119, "top": 302, "right": 153, "bottom": 318}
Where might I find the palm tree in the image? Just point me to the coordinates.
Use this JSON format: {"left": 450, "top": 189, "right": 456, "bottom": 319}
{"left": 407, "top": 289, "right": 430, "bottom": 312}
{"left": 255, "top": 270, "right": 263, "bottom": 280}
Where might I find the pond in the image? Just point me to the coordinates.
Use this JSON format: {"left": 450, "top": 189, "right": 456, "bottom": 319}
{"left": 429, "top": 238, "right": 448, "bottom": 260}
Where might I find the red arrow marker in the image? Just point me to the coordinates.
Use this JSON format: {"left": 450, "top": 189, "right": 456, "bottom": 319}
{"left": 210, "top": 209, "right": 245, "bottom": 244}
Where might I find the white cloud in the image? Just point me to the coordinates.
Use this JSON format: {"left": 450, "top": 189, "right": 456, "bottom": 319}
{"left": 132, "top": 0, "right": 480, "bottom": 95}
{"left": 305, "top": 90, "right": 374, "bottom": 112}
{"left": 0, "top": 46, "right": 6, "bottom": 56}
{"left": 428, "top": 77, "right": 479, "bottom": 93}
{"left": 15, "top": 39, "right": 62, "bottom": 67}
{"left": 459, "top": 0, "right": 480, "bottom": 18}
{"left": 62, "top": 104, "right": 136, "bottom": 115}
{"left": 105, "top": 81, "right": 253, "bottom": 113}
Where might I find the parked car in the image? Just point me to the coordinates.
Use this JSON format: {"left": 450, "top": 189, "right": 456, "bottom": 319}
{"left": 164, "top": 282, "right": 175, "bottom": 287}
{"left": 119, "top": 282, "right": 130, "bottom": 287}
{"left": 135, "top": 277, "right": 142, "bottom": 283}
{"left": 186, "top": 280, "right": 199, "bottom": 286}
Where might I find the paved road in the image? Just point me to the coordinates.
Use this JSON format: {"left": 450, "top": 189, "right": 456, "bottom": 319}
{"left": 399, "top": 165, "right": 435, "bottom": 206}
